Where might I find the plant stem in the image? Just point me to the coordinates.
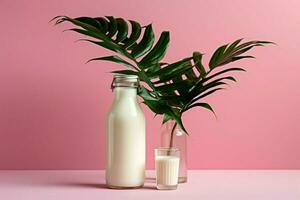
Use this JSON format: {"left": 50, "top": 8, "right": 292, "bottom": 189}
{"left": 169, "top": 122, "right": 177, "bottom": 149}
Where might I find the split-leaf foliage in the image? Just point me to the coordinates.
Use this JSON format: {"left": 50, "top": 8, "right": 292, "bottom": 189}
{"left": 53, "top": 16, "right": 273, "bottom": 133}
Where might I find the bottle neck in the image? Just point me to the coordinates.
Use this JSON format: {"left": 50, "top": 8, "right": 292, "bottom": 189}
{"left": 113, "top": 87, "right": 137, "bottom": 100}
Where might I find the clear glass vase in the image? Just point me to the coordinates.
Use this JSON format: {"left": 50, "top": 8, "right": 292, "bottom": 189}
{"left": 160, "top": 120, "right": 187, "bottom": 183}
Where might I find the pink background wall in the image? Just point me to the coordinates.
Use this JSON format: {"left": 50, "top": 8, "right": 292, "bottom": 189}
{"left": 0, "top": 0, "right": 299, "bottom": 169}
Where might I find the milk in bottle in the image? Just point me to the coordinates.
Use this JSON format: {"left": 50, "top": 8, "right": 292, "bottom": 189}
{"left": 106, "top": 75, "right": 145, "bottom": 188}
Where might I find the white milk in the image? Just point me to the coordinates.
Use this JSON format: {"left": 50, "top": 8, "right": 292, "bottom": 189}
{"left": 155, "top": 155, "right": 180, "bottom": 187}
{"left": 106, "top": 86, "right": 145, "bottom": 188}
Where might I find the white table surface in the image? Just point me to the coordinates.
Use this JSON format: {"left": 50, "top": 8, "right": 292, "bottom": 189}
{"left": 0, "top": 170, "right": 299, "bottom": 200}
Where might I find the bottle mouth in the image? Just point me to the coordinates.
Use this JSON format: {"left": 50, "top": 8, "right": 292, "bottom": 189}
{"left": 111, "top": 75, "right": 140, "bottom": 90}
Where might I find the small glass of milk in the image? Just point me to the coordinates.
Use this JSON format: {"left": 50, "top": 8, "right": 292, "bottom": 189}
{"left": 155, "top": 148, "right": 180, "bottom": 190}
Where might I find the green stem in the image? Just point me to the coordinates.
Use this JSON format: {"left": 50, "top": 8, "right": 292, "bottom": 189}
{"left": 169, "top": 122, "right": 177, "bottom": 149}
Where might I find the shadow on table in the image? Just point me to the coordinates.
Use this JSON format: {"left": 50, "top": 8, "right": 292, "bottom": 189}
{"left": 58, "top": 182, "right": 156, "bottom": 190}
{"left": 50, "top": 175, "right": 157, "bottom": 190}
{"left": 56, "top": 180, "right": 156, "bottom": 190}
{"left": 61, "top": 182, "right": 108, "bottom": 189}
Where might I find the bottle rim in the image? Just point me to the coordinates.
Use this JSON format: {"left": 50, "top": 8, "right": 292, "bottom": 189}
{"left": 111, "top": 75, "right": 140, "bottom": 90}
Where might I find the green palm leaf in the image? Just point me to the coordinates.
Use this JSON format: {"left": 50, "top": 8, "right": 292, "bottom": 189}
{"left": 131, "top": 24, "right": 155, "bottom": 59}
{"left": 209, "top": 39, "right": 273, "bottom": 69}
{"left": 87, "top": 55, "right": 136, "bottom": 69}
{"left": 123, "top": 20, "right": 141, "bottom": 49}
{"left": 53, "top": 15, "right": 272, "bottom": 133}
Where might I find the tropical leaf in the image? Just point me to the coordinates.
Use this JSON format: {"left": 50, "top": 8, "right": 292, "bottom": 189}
{"left": 87, "top": 55, "right": 136, "bottom": 69}
{"left": 105, "top": 16, "right": 118, "bottom": 37}
{"left": 193, "top": 52, "right": 206, "bottom": 78}
{"left": 115, "top": 18, "right": 128, "bottom": 43}
{"left": 139, "top": 31, "right": 170, "bottom": 68}
{"left": 184, "top": 103, "right": 215, "bottom": 117}
{"left": 155, "top": 79, "right": 194, "bottom": 93}
{"left": 131, "top": 24, "right": 155, "bottom": 59}
{"left": 192, "top": 88, "right": 225, "bottom": 101}
{"left": 138, "top": 86, "right": 157, "bottom": 101}
{"left": 123, "top": 20, "right": 141, "bottom": 49}
{"left": 209, "top": 39, "right": 273, "bottom": 69}
{"left": 150, "top": 57, "right": 193, "bottom": 82}
{"left": 53, "top": 15, "right": 272, "bottom": 134}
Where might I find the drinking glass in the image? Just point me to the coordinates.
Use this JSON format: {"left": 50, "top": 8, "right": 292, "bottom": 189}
{"left": 155, "top": 148, "right": 180, "bottom": 190}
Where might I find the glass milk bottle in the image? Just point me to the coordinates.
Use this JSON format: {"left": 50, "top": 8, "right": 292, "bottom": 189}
{"left": 106, "top": 75, "right": 145, "bottom": 189}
